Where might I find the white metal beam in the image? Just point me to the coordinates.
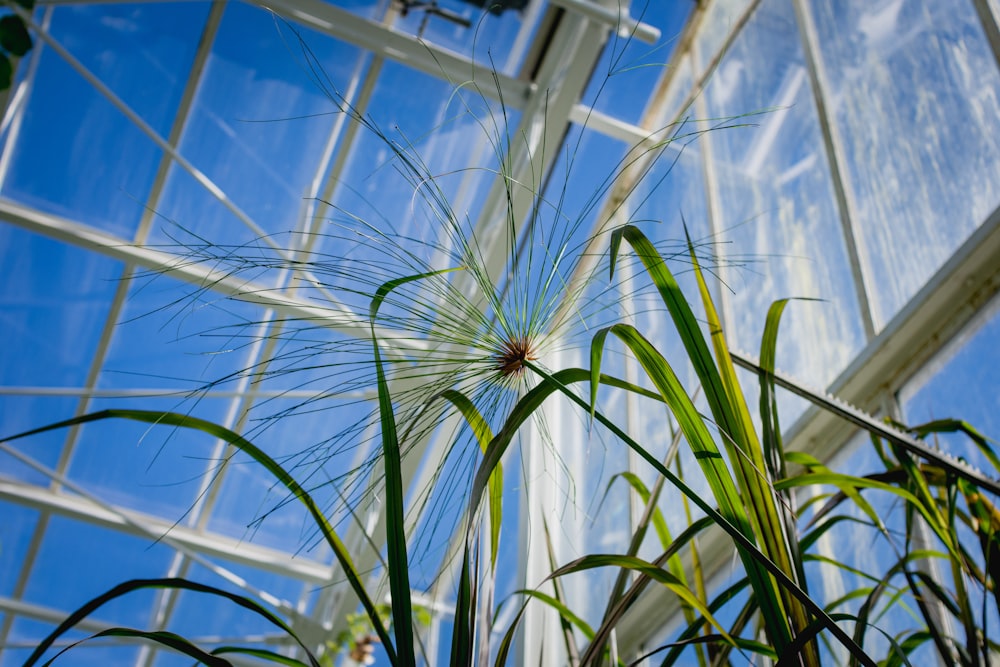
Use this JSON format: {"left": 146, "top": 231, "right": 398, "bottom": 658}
{"left": 249, "top": 0, "right": 533, "bottom": 105}
{"left": 0, "top": 475, "right": 333, "bottom": 585}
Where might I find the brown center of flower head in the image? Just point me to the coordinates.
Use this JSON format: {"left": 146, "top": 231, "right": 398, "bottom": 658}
{"left": 494, "top": 335, "right": 538, "bottom": 378}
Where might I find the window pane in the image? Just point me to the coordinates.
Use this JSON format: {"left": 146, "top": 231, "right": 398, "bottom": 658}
{"left": 150, "top": 3, "right": 366, "bottom": 250}
{"left": 704, "top": 0, "right": 866, "bottom": 387}
{"left": 808, "top": 0, "right": 1000, "bottom": 329}
{"left": 0, "top": 226, "right": 121, "bottom": 387}
{"left": 900, "top": 293, "right": 1000, "bottom": 474}
{"left": 1, "top": 2, "right": 208, "bottom": 236}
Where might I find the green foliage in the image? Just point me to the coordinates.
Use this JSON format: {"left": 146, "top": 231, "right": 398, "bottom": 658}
{"left": 0, "top": 1, "right": 33, "bottom": 90}
{"left": 4, "top": 19, "right": 998, "bottom": 667}
{"left": 7, "top": 223, "right": 999, "bottom": 665}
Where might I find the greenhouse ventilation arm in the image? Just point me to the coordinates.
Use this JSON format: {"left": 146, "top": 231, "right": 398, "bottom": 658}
{"left": 731, "top": 351, "right": 1000, "bottom": 496}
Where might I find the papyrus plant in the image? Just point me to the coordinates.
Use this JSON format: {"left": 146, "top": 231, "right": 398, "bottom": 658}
{"left": 5, "top": 20, "right": 999, "bottom": 666}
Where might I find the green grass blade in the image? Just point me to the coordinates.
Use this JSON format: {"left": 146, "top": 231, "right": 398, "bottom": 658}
{"left": 449, "top": 545, "right": 474, "bottom": 667}
{"left": 581, "top": 517, "right": 716, "bottom": 665}
{"left": 515, "top": 362, "right": 877, "bottom": 667}
{"left": 547, "top": 554, "right": 736, "bottom": 646}
{"left": 24, "top": 577, "right": 317, "bottom": 667}
{"left": 686, "top": 232, "right": 809, "bottom": 658}
{"left": 42, "top": 629, "right": 230, "bottom": 667}
{"left": 589, "top": 326, "right": 612, "bottom": 422}
{"left": 543, "top": 518, "right": 583, "bottom": 664}
{"left": 213, "top": 646, "right": 313, "bottom": 665}
{"left": 608, "top": 472, "right": 672, "bottom": 552}
{"left": 370, "top": 270, "right": 457, "bottom": 667}
{"left": 658, "top": 577, "right": 753, "bottom": 666}
{"left": 777, "top": 471, "right": 963, "bottom": 564}
{"left": 960, "top": 482, "right": 1000, "bottom": 615}
{"left": 608, "top": 225, "right": 734, "bottom": 442}
{"left": 439, "top": 389, "right": 503, "bottom": 569}
{"left": 597, "top": 322, "right": 795, "bottom": 650}
{"left": 4, "top": 414, "right": 390, "bottom": 664}
{"left": 907, "top": 419, "right": 1000, "bottom": 473}
{"left": 759, "top": 298, "right": 791, "bottom": 479}
{"left": 611, "top": 225, "right": 803, "bottom": 653}
{"left": 516, "top": 589, "right": 596, "bottom": 643}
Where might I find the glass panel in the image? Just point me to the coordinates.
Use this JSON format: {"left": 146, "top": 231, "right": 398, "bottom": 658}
{"left": 519, "top": 122, "right": 628, "bottom": 302}
{"left": 695, "top": 0, "right": 752, "bottom": 71}
{"left": 580, "top": 0, "right": 695, "bottom": 124}
{"left": 0, "top": 226, "right": 122, "bottom": 387}
{"left": 703, "top": 0, "right": 866, "bottom": 389}
{"left": 1, "top": 2, "right": 208, "bottom": 237}
{"left": 657, "top": 53, "right": 694, "bottom": 126}
{"left": 149, "top": 2, "right": 366, "bottom": 250}
{"left": 66, "top": 395, "right": 232, "bottom": 519}
{"left": 899, "top": 293, "right": 1000, "bottom": 474}
{"left": 22, "top": 517, "right": 174, "bottom": 623}
{"left": 97, "top": 274, "right": 260, "bottom": 391}
{"left": 315, "top": 60, "right": 511, "bottom": 270}
{"left": 0, "top": 503, "right": 37, "bottom": 597}
{"left": 0, "top": 396, "right": 77, "bottom": 485}
{"left": 205, "top": 396, "right": 374, "bottom": 558}
{"left": 808, "top": 0, "right": 1000, "bottom": 329}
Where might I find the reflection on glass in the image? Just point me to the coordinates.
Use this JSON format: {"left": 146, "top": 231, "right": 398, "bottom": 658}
{"left": 694, "top": 0, "right": 752, "bottom": 72}
{"left": 704, "top": 0, "right": 865, "bottom": 388}
{"left": 808, "top": 0, "right": 1000, "bottom": 329}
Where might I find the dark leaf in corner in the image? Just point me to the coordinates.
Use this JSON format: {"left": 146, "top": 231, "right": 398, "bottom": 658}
{"left": 0, "top": 54, "right": 11, "bottom": 90}
{"left": 0, "top": 15, "right": 32, "bottom": 57}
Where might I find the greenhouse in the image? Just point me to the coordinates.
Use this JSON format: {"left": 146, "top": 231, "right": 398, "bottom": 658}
{"left": 1, "top": 0, "right": 999, "bottom": 664}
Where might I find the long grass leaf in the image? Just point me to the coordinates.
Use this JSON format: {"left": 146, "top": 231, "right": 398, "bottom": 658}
{"left": 23, "top": 577, "right": 317, "bottom": 667}
{"left": 370, "top": 270, "right": 458, "bottom": 667}
{"left": 213, "top": 646, "right": 313, "bottom": 665}
{"left": 439, "top": 389, "right": 503, "bottom": 569}
{"left": 582, "top": 517, "right": 716, "bottom": 665}
{"left": 596, "top": 322, "right": 797, "bottom": 651}
{"left": 513, "top": 362, "right": 877, "bottom": 666}
{"left": 543, "top": 518, "right": 583, "bottom": 665}
{"left": 516, "top": 589, "right": 596, "bottom": 642}
{"left": 449, "top": 545, "right": 474, "bottom": 667}
{"left": 547, "top": 554, "right": 736, "bottom": 646}
{"left": 42, "top": 629, "right": 230, "bottom": 667}
{"left": 611, "top": 225, "right": 802, "bottom": 653}
{"left": 4, "top": 413, "right": 387, "bottom": 663}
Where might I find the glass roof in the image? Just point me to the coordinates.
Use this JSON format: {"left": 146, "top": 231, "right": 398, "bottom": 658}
{"left": 0, "top": 0, "right": 694, "bottom": 663}
{"left": 3, "top": 0, "right": 1000, "bottom": 664}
